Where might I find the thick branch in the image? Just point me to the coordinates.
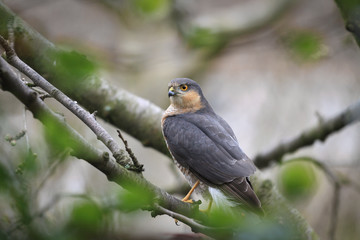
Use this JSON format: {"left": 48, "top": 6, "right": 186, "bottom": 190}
{"left": 254, "top": 100, "right": 360, "bottom": 168}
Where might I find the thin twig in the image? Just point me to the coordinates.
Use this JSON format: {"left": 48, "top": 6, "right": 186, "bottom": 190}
{"left": 4, "top": 130, "right": 26, "bottom": 146}
{"left": 254, "top": 100, "right": 360, "bottom": 168}
{"left": 0, "top": 34, "right": 131, "bottom": 168}
{"left": 117, "top": 129, "right": 144, "bottom": 172}
{"left": 5, "top": 129, "right": 26, "bottom": 141}
{"left": 23, "top": 107, "right": 30, "bottom": 151}
{"left": 7, "top": 193, "right": 93, "bottom": 236}
{"left": 91, "top": 110, "right": 97, "bottom": 119}
{"left": 32, "top": 151, "right": 69, "bottom": 201}
{"left": 152, "top": 204, "right": 226, "bottom": 238}
{"left": 6, "top": 195, "right": 61, "bottom": 235}
{"left": 39, "top": 93, "right": 51, "bottom": 101}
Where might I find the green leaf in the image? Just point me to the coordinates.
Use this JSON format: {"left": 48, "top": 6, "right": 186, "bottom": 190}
{"left": 133, "top": 0, "right": 170, "bottom": 15}
{"left": 0, "top": 162, "right": 11, "bottom": 190}
{"left": 207, "top": 206, "right": 242, "bottom": 228}
{"left": 187, "top": 27, "right": 223, "bottom": 49}
{"left": 335, "top": 0, "right": 360, "bottom": 18}
{"left": 16, "top": 150, "right": 38, "bottom": 175}
{"left": 277, "top": 160, "right": 318, "bottom": 201}
{"left": 235, "top": 219, "right": 294, "bottom": 240}
{"left": 283, "top": 30, "right": 327, "bottom": 61}
{"left": 69, "top": 201, "right": 103, "bottom": 231}
{"left": 50, "top": 50, "right": 97, "bottom": 90}
{"left": 42, "top": 114, "right": 70, "bottom": 153}
{"left": 208, "top": 207, "right": 295, "bottom": 239}
{"left": 116, "top": 184, "right": 154, "bottom": 212}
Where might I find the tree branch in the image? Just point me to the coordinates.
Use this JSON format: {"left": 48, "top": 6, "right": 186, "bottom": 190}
{"left": 0, "top": 34, "right": 142, "bottom": 170}
{"left": 151, "top": 204, "right": 224, "bottom": 238}
{"left": 0, "top": 56, "right": 207, "bottom": 235}
{"left": 253, "top": 100, "right": 360, "bottom": 168}
{"left": 117, "top": 129, "right": 143, "bottom": 171}
{"left": 0, "top": 2, "right": 169, "bottom": 156}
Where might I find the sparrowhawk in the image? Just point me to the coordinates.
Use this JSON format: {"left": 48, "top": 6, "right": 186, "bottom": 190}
{"left": 161, "top": 78, "right": 262, "bottom": 215}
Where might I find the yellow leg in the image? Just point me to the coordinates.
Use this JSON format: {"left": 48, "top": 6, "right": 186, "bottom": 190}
{"left": 181, "top": 180, "right": 200, "bottom": 203}
{"left": 174, "top": 181, "right": 200, "bottom": 225}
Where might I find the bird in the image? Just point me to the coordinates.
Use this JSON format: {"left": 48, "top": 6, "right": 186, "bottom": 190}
{"left": 161, "top": 78, "right": 262, "bottom": 215}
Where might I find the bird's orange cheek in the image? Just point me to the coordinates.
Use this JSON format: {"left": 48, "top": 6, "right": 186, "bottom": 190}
{"left": 181, "top": 91, "right": 203, "bottom": 110}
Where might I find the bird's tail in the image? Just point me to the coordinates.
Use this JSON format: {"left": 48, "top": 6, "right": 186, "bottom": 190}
{"left": 219, "top": 177, "right": 265, "bottom": 216}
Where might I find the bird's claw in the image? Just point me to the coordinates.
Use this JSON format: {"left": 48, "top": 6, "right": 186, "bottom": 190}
{"left": 182, "top": 198, "right": 194, "bottom": 204}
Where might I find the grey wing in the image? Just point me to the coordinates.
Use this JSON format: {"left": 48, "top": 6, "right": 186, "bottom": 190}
{"left": 162, "top": 114, "right": 256, "bottom": 185}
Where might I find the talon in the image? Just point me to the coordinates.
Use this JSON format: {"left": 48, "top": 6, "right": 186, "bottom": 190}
{"left": 181, "top": 180, "right": 200, "bottom": 203}
{"left": 182, "top": 198, "right": 194, "bottom": 204}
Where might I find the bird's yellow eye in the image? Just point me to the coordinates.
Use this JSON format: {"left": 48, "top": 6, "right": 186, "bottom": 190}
{"left": 180, "top": 84, "right": 188, "bottom": 91}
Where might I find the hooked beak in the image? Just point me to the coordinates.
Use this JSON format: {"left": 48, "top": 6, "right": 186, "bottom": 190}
{"left": 168, "top": 86, "right": 176, "bottom": 97}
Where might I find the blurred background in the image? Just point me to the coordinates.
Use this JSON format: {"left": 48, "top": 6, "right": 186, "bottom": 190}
{"left": 0, "top": 0, "right": 359, "bottom": 239}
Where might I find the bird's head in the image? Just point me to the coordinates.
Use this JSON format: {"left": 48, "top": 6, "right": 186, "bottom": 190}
{"left": 167, "top": 78, "right": 207, "bottom": 111}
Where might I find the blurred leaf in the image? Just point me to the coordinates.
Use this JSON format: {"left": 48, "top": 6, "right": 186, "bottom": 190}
{"left": 41, "top": 114, "right": 72, "bottom": 156}
{"left": 235, "top": 219, "right": 294, "bottom": 240}
{"left": 133, "top": 0, "right": 170, "bottom": 16}
{"left": 187, "top": 27, "right": 223, "bottom": 49}
{"left": 207, "top": 206, "right": 243, "bottom": 228}
{"left": 208, "top": 207, "right": 295, "bottom": 240}
{"left": 117, "top": 184, "right": 154, "bottom": 212}
{"left": 50, "top": 50, "right": 97, "bottom": 90}
{"left": 0, "top": 162, "right": 11, "bottom": 190}
{"left": 277, "top": 160, "right": 318, "bottom": 201}
{"left": 16, "top": 150, "right": 38, "bottom": 175}
{"left": 335, "top": 0, "right": 360, "bottom": 17}
{"left": 13, "top": 190, "right": 32, "bottom": 225}
{"left": 69, "top": 201, "right": 103, "bottom": 231}
{"left": 283, "top": 30, "right": 328, "bottom": 61}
